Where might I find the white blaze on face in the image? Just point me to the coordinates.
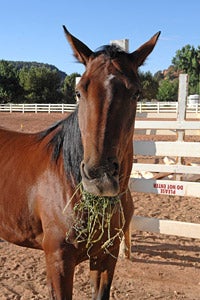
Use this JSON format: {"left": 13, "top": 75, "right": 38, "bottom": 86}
{"left": 104, "top": 74, "right": 115, "bottom": 103}
{"left": 104, "top": 74, "right": 115, "bottom": 87}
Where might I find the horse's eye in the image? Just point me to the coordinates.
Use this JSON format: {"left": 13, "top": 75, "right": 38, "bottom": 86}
{"left": 135, "top": 90, "right": 141, "bottom": 98}
{"left": 75, "top": 90, "right": 81, "bottom": 99}
{"left": 136, "top": 90, "right": 142, "bottom": 100}
{"left": 131, "top": 90, "right": 141, "bottom": 100}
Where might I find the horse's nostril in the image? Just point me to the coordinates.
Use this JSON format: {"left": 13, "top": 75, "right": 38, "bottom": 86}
{"left": 112, "top": 162, "right": 119, "bottom": 176}
{"left": 107, "top": 158, "right": 119, "bottom": 177}
{"left": 81, "top": 158, "right": 119, "bottom": 181}
{"left": 81, "top": 161, "right": 98, "bottom": 180}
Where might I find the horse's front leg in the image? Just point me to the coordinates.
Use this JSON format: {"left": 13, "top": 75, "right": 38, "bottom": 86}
{"left": 43, "top": 239, "right": 76, "bottom": 300}
{"left": 89, "top": 247, "right": 119, "bottom": 300}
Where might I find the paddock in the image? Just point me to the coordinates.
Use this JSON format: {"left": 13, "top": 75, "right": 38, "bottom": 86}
{"left": 129, "top": 75, "right": 200, "bottom": 247}
{"left": 0, "top": 102, "right": 199, "bottom": 299}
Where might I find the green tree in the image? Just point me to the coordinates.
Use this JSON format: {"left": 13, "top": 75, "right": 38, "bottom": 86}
{"left": 19, "top": 66, "right": 63, "bottom": 103}
{"left": 154, "top": 70, "right": 164, "bottom": 82}
{"left": 157, "top": 79, "right": 178, "bottom": 101}
{"left": 0, "top": 60, "right": 23, "bottom": 103}
{"left": 62, "top": 73, "right": 81, "bottom": 104}
{"left": 172, "top": 45, "right": 200, "bottom": 94}
{"left": 139, "top": 71, "right": 159, "bottom": 101}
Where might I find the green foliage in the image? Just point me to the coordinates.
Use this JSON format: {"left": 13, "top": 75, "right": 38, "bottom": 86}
{"left": 0, "top": 60, "right": 23, "bottom": 103}
{"left": 139, "top": 71, "right": 159, "bottom": 100}
{"left": 157, "top": 79, "right": 178, "bottom": 101}
{"left": 172, "top": 45, "right": 200, "bottom": 94}
{"left": 154, "top": 70, "right": 164, "bottom": 82}
{"left": 0, "top": 60, "right": 81, "bottom": 104}
{"left": 19, "top": 66, "right": 63, "bottom": 103}
{"left": 62, "top": 73, "right": 81, "bottom": 104}
{"left": 9, "top": 61, "right": 67, "bottom": 81}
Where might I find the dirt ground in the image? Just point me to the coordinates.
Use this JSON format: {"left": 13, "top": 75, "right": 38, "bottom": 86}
{"left": 0, "top": 113, "right": 200, "bottom": 300}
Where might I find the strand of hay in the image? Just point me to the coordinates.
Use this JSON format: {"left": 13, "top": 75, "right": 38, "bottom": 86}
{"left": 64, "top": 185, "right": 125, "bottom": 256}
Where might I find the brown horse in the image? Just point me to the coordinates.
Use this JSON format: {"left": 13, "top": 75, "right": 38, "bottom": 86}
{"left": 0, "top": 27, "right": 160, "bottom": 299}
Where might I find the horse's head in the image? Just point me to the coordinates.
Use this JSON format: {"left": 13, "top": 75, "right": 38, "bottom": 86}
{"left": 63, "top": 26, "right": 160, "bottom": 196}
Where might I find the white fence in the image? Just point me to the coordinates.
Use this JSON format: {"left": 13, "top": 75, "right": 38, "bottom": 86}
{"left": 129, "top": 74, "right": 200, "bottom": 241}
{"left": 137, "top": 101, "right": 200, "bottom": 113}
{"left": 0, "top": 103, "right": 75, "bottom": 113}
{"left": 0, "top": 101, "right": 199, "bottom": 114}
{"left": 130, "top": 138, "right": 200, "bottom": 239}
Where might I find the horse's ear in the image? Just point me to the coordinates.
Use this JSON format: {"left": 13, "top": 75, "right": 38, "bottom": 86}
{"left": 63, "top": 25, "right": 93, "bottom": 65}
{"left": 130, "top": 31, "right": 161, "bottom": 67}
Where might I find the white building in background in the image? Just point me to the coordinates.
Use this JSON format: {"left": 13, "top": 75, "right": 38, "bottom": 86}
{"left": 110, "top": 39, "right": 129, "bottom": 52}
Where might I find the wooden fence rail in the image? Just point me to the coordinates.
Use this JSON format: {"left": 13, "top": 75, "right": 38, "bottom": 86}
{"left": 0, "top": 103, "right": 76, "bottom": 113}
{"left": 0, "top": 101, "right": 199, "bottom": 114}
{"left": 128, "top": 74, "right": 200, "bottom": 243}
{"left": 131, "top": 216, "right": 200, "bottom": 239}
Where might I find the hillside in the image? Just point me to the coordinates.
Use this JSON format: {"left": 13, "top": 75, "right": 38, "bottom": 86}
{"left": 8, "top": 60, "right": 67, "bottom": 80}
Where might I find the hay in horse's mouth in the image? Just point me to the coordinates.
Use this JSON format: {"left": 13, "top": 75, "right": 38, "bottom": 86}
{"left": 64, "top": 186, "right": 125, "bottom": 255}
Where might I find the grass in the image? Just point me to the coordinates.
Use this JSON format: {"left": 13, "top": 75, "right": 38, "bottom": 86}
{"left": 64, "top": 185, "right": 125, "bottom": 256}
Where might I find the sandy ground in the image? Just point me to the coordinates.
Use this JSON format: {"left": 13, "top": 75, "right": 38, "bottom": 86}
{"left": 0, "top": 113, "right": 200, "bottom": 300}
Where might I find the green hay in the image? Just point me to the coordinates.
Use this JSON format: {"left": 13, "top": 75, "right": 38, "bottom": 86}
{"left": 65, "top": 185, "right": 125, "bottom": 255}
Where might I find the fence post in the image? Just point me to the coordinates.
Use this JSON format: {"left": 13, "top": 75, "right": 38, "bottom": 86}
{"left": 176, "top": 74, "right": 188, "bottom": 179}
{"left": 177, "top": 74, "right": 188, "bottom": 142}
{"left": 177, "top": 74, "right": 188, "bottom": 125}
{"left": 157, "top": 102, "right": 160, "bottom": 113}
{"left": 176, "top": 102, "right": 178, "bottom": 114}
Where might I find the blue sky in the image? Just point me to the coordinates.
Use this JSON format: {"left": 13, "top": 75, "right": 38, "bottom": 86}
{"left": 1, "top": 1, "right": 200, "bottom": 76}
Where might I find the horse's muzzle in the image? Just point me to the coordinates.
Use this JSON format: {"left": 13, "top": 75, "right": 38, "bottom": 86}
{"left": 80, "top": 160, "right": 120, "bottom": 196}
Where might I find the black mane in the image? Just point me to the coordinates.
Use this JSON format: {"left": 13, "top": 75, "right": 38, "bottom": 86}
{"left": 39, "top": 109, "right": 83, "bottom": 184}
{"left": 93, "top": 44, "right": 127, "bottom": 59}
{"left": 62, "top": 109, "right": 83, "bottom": 184}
